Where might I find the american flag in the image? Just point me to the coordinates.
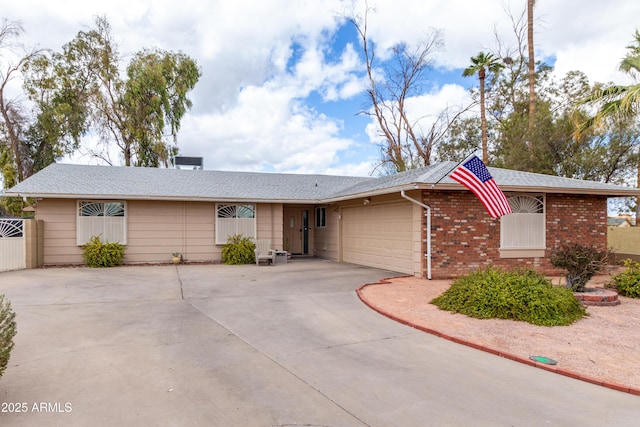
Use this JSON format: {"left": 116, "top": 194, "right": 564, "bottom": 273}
{"left": 449, "top": 155, "right": 512, "bottom": 218}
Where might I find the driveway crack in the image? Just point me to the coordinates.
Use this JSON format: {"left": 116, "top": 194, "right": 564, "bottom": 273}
{"left": 174, "top": 265, "right": 185, "bottom": 300}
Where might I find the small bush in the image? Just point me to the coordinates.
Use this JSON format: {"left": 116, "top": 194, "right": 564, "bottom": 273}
{"left": 608, "top": 259, "right": 640, "bottom": 298}
{"left": 549, "top": 243, "right": 608, "bottom": 292}
{"left": 431, "top": 268, "right": 587, "bottom": 326}
{"left": 0, "top": 294, "right": 17, "bottom": 379}
{"left": 82, "top": 236, "right": 125, "bottom": 268}
{"left": 221, "top": 234, "right": 256, "bottom": 265}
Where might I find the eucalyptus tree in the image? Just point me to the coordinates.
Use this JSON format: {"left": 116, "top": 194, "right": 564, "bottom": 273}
{"left": 463, "top": 52, "right": 504, "bottom": 163}
{"left": 0, "top": 20, "right": 95, "bottom": 215}
{"left": 57, "top": 16, "right": 201, "bottom": 166}
{"left": 0, "top": 19, "right": 85, "bottom": 215}
{"left": 2, "top": 15, "right": 202, "bottom": 189}
{"left": 22, "top": 50, "right": 91, "bottom": 172}
{"left": 120, "top": 48, "right": 201, "bottom": 166}
{"left": 0, "top": 19, "right": 48, "bottom": 185}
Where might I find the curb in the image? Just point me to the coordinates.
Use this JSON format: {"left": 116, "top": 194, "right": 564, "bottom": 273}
{"left": 356, "top": 278, "right": 640, "bottom": 397}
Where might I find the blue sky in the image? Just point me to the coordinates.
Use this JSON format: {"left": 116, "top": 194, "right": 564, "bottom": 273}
{"left": 3, "top": 0, "right": 640, "bottom": 177}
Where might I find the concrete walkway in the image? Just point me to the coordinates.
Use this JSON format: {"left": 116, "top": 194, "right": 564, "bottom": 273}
{"left": 0, "top": 259, "right": 638, "bottom": 426}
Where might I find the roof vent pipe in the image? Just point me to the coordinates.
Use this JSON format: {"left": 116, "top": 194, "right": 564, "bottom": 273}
{"left": 401, "top": 190, "right": 432, "bottom": 280}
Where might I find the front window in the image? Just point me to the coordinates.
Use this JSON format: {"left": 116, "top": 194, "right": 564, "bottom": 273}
{"left": 77, "top": 201, "right": 127, "bottom": 245}
{"left": 216, "top": 204, "right": 256, "bottom": 244}
{"left": 500, "top": 195, "right": 545, "bottom": 256}
{"left": 315, "top": 207, "right": 326, "bottom": 228}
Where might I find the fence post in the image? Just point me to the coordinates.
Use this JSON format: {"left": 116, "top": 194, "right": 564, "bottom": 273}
{"left": 23, "top": 219, "right": 44, "bottom": 269}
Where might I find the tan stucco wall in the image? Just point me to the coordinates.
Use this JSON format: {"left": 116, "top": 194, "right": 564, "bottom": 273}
{"left": 35, "top": 199, "right": 284, "bottom": 265}
{"left": 127, "top": 200, "right": 216, "bottom": 263}
{"left": 313, "top": 205, "right": 340, "bottom": 260}
{"left": 608, "top": 226, "right": 640, "bottom": 256}
{"left": 35, "top": 198, "right": 82, "bottom": 264}
{"left": 256, "top": 203, "right": 284, "bottom": 251}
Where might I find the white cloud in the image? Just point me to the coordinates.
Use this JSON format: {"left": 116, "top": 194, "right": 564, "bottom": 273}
{"left": 553, "top": 42, "right": 632, "bottom": 85}
{"left": 180, "top": 81, "right": 355, "bottom": 173}
{"left": 408, "top": 84, "right": 473, "bottom": 120}
{"left": 4, "top": 0, "right": 640, "bottom": 176}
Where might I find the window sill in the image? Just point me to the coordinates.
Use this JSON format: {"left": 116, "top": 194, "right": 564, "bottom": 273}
{"left": 499, "top": 248, "right": 545, "bottom": 259}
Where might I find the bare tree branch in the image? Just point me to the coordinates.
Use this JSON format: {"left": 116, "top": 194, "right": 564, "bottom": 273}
{"left": 346, "top": 3, "right": 458, "bottom": 173}
{"left": 0, "top": 19, "right": 47, "bottom": 183}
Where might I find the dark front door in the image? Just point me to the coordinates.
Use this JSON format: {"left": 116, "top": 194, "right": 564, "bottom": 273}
{"left": 283, "top": 208, "right": 310, "bottom": 255}
{"left": 302, "top": 209, "right": 309, "bottom": 254}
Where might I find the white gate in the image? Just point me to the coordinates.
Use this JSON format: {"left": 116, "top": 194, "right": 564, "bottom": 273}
{"left": 0, "top": 219, "right": 25, "bottom": 272}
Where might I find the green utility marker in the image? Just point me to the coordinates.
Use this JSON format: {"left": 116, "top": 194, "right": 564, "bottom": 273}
{"left": 529, "top": 356, "right": 557, "bottom": 365}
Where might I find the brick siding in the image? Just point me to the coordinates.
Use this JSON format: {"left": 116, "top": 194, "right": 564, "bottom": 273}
{"left": 421, "top": 190, "right": 608, "bottom": 279}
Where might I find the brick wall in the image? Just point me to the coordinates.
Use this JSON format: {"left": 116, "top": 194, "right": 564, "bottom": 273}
{"left": 421, "top": 190, "right": 608, "bottom": 279}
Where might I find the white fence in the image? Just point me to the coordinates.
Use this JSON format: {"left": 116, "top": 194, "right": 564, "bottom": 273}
{"left": 0, "top": 219, "right": 25, "bottom": 272}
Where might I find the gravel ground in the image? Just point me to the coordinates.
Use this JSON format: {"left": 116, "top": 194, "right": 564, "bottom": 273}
{"left": 359, "top": 274, "right": 640, "bottom": 391}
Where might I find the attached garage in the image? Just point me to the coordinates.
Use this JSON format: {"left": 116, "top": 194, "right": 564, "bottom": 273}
{"left": 341, "top": 201, "right": 415, "bottom": 274}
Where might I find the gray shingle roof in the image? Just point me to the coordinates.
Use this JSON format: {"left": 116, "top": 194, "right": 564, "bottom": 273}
{"left": 4, "top": 164, "right": 372, "bottom": 202}
{"left": 608, "top": 217, "right": 635, "bottom": 226}
{"left": 328, "top": 161, "right": 640, "bottom": 199}
{"left": 486, "top": 167, "right": 640, "bottom": 194}
{"left": 4, "top": 162, "right": 639, "bottom": 202}
{"left": 328, "top": 162, "right": 455, "bottom": 198}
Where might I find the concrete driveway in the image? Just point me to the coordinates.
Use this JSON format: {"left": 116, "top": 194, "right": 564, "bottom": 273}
{"left": 0, "top": 259, "right": 638, "bottom": 426}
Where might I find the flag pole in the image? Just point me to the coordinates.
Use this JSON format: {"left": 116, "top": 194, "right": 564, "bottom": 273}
{"left": 430, "top": 149, "right": 481, "bottom": 188}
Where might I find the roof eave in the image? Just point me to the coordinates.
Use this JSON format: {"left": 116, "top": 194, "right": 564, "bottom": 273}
{"left": 320, "top": 184, "right": 419, "bottom": 203}
{"left": 421, "top": 183, "right": 640, "bottom": 197}
{"left": 6, "top": 182, "right": 638, "bottom": 204}
{"left": 2, "top": 191, "right": 323, "bottom": 204}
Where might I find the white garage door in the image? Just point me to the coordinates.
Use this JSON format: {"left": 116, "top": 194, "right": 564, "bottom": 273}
{"left": 342, "top": 203, "right": 414, "bottom": 274}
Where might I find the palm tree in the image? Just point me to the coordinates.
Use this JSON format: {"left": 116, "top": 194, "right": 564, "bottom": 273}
{"left": 578, "top": 30, "right": 640, "bottom": 222}
{"left": 581, "top": 33, "right": 640, "bottom": 126}
{"left": 463, "top": 52, "right": 504, "bottom": 163}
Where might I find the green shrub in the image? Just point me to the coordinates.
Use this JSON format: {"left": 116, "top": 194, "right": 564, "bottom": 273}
{"left": 431, "top": 268, "right": 587, "bottom": 326}
{"left": 82, "top": 236, "right": 125, "bottom": 268}
{"left": 221, "top": 234, "right": 256, "bottom": 265}
{"left": 608, "top": 259, "right": 640, "bottom": 298}
{"left": 549, "top": 243, "right": 608, "bottom": 292}
{"left": 0, "top": 294, "right": 17, "bottom": 379}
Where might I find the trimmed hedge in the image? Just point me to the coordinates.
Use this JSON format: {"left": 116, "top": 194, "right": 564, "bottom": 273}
{"left": 221, "top": 234, "right": 256, "bottom": 265}
{"left": 431, "top": 268, "right": 587, "bottom": 326}
{"left": 82, "top": 236, "right": 125, "bottom": 268}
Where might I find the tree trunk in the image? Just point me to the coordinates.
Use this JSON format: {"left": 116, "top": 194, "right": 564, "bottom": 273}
{"left": 527, "top": 0, "right": 536, "bottom": 132}
{"left": 124, "top": 145, "right": 131, "bottom": 167}
{"left": 0, "top": 97, "right": 25, "bottom": 183}
{"left": 479, "top": 69, "right": 488, "bottom": 164}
